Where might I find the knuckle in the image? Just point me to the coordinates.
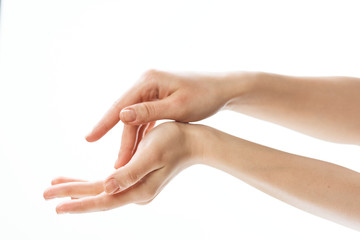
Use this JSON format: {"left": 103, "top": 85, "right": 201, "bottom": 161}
{"left": 128, "top": 171, "right": 139, "bottom": 183}
{"left": 173, "top": 95, "right": 190, "bottom": 118}
{"left": 174, "top": 92, "right": 188, "bottom": 103}
{"left": 63, "top": 188, "right": 74, "bottom": 196}
{"left": 135, "top": 141, "right": 163, "bottom": 163}
{"left": 111, "top": 98, "right": 121, "bottom": 107}
{"left": 160, "top": 121, "right": 184, "bottom": 135}
{"left": 77, "top": 199, "right": 85, "bottom": 210}
{"left": 120, "top": 135, "right": 136, "bottom": 151}
{"left": 119, "top": 171, "right": 139, "bottom": 188}
{"left": 140, "top": 102, "right": 156, "bottom": 119}
{"left": 94, "top": 199, "right": 110, "bottom": 212}
{"left": 119, "top": 144, "right": 132, "bottom": 156}
{"left": 141, "top": 69, "right": 159, "bottom": 83}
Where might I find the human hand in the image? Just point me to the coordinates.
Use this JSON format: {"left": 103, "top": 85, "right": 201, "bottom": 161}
{"left": 85, "top": 69, "right": 251, "bottom": 169}
{"left": 44, "top": 122, "right": 206, "bottom": 213}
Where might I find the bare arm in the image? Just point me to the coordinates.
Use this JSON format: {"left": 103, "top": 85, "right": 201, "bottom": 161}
{"left": 224, "top": 72, "right": 360, "bottom": 144}
{"left": 199, "top": 124, "right": 360, "bottom": 230}
{"left": 45, "top": 122, "right": 360, "bottom": 230}
{"left": 85, "top": 70, "right": 360, "bottom": 171}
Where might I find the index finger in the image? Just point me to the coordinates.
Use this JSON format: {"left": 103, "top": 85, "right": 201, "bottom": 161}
{"left": 85, "top": 88, "right": 141, "bottom": 142}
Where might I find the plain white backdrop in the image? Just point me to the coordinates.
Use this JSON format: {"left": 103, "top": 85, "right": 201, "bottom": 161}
{"left": 1, "top": 0, "right": 360, "bottom": 239}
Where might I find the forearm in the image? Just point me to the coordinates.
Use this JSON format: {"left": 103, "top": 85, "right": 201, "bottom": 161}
{"left": 222, "top": 72, "right": 360, "bottom": 144}
{"left": 196, "top": 125, "right": 360, "bottom": 230}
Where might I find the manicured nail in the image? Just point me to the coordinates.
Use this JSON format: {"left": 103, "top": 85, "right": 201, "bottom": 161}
{"left": 120, "top": 108, "right": 136, "bottom": 122}
{"left": 105, "top": 179, "right": 119, "bottom": 194}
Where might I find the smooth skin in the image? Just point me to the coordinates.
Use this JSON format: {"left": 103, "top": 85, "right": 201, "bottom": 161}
{"left": 85, "top": 70, "right": 248, "bottom": 169}
{"left": 86, "top": 70, "right": 360, "bottom": 168}
{"left": 44, "top": 70, "right": 360, "bottom": 230}
{"left": 44, "top": 122, "right": 199, "bottom": 211}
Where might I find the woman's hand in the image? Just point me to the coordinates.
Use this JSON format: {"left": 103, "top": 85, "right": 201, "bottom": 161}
{"left": 85, "top": 69, "right": 254, "bottom": 169}
{"left": 43, "top": 122, "right": 206, "bottom": 213}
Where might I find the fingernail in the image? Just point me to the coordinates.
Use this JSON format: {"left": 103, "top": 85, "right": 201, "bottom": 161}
{"left": 105, "top": 179, "right": 119, "bottom": 194}
{"left": 120, "top": 108, "right": 136, "bottom": 122}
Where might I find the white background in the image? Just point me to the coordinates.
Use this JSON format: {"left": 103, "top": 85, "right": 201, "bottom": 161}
{"left": 1, "top": 0, "right": 360, "bottom": 239}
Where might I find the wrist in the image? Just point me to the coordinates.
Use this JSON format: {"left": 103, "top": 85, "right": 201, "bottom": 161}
{"left": 183, "top": 124, "right": 212, "bottom": 165}
{"left": 186, "top": 124, "right": 250, "bottom": 174}
{"left": 184, "top": 124, "right": 225, "bottom": 166}
{"left": 221, "top": 71, "right": 263, "bottom": 110}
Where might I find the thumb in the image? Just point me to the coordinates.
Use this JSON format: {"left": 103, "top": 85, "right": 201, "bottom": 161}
{"left": 104, "top": 150, "right": 161, "bottom": 194}
{"left": 120, "top": 98, "right": 175, "bottom": 125}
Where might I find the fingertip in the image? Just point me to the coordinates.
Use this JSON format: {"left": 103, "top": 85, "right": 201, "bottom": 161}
{"left": 114, "top": 158, "right": 119, "bottom": 169}
{"left": 114, "top": 158, "right": 123, "bottom": 169}
{"left": 43, "top": 191, "right": 48, "bottom": 200}
{"left": 43, "top": 189, "right": 53, "bottom": 200}
{"left": 85, "top": 134, "right": 96, "bottom": 142}
{"left": 114, "top": 163, "right": 120, "bottom": 169}
{"left": 120, "top": 108, "right": 137, "bottom": 123}
{"left": 85, "top": 128, "right": 104, "bottom": 142}
{"left": 56, "top": 203, "right": 67, "bottom": 214}
{"left": 51, "top": 176, "right": 64, "bottom": 185}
